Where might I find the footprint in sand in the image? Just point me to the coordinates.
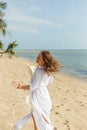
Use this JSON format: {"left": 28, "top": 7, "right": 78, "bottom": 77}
{"left": 55, "top": 112, "right": 59, "bottom": 115}
{"left": 66, "top": 108, "right": 71, "bottom": 111}
{"left": 81, "top": 104, "right": 85, "bottom": 106}
{"left": 65, "top": 90, "right": 69, "bottom": 93}
{"left": 54, "top": 127, "right": 57, "bottom": 130}
{"left": 56, "top": 105, "right": 60, "bottom": 107}
{"left": 84, "top": 95, "right": 87, "bottom": 97}
{"left": 61, "top": 103, "right": 64, "bottom": 106}
{"left": 63, "top": 120, "right": 70, "bottom": 130}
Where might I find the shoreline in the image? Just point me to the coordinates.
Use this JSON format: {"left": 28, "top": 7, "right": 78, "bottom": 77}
{"left": 15, "top": 50, "right": 87, "bottom": 81}
{"left": 17, "top": 55, "right": 87, "bottom": 83}
{"left": 18, "top": 55, "right": 87, "bottom": 83}
{"left": 60, "top": 71, "right": 87, "bottom": 84}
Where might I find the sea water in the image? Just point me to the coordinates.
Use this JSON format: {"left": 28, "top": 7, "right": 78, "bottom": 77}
{"left": 16, "top": 50, "right": 87, "bottom": 80}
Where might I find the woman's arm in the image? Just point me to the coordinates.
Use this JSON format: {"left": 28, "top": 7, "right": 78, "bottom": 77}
{"left": 18, "top": 84, "right": 30, "bottom": 90}
{"left": 11, "top": 81, "right": 30, "bottom": 90}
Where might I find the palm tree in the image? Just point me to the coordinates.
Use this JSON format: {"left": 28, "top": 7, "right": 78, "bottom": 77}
{"left": 0, "top": 2, "right": 7, "bottom": 35}
{"left": 0, "top": 2, "right": 7, "bottom": 9}
{"left": 0, "top": 19, "right": 7, "bottom": 35}
{"left": 0, "top": 2, "right": 7, "bottom": 17}
{"left": 0, "top": 40, "right": 4, "bottom": 56}
{"left": 0, "top": 40, "right": 3, "bottom": 49}
{"left": 5, "top": 41, "right": 18, "bottom": 55}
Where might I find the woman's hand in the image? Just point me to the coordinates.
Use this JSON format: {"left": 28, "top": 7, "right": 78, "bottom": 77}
{"left": 11, "top": 81, "right": 20, "bottom": 89}
{"left": 11, "top": 81, "right": 29, "bottom": 90}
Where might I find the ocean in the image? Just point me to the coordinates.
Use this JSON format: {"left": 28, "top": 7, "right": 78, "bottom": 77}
{"left": 16, "top": 50, "right": 87, "bottom": 81}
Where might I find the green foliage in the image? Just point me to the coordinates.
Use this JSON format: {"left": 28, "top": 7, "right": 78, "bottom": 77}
{"left": 5, "top": 41, "right": 18, "bottom": 55}
{"left": 0, "top": 2, "right": 7, "bottom": 9}
{"left": 0, "top": 2, "right": 7, "bottom": 35}
{"left": 0, "top": 2, "right": 18, "bottom": 57}
{"left": 0, "top": 10, "right": 5, "bottom": 17}
{"left": 0, "top": 40, "right": 3, "bottom": 49}
{"left": 0, "top": 19, "right": 7, "bottom": 35}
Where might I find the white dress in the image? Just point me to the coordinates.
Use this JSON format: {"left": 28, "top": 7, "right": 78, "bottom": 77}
{"left": 14, "top": 66, "right": 53, "bottom": 130}
{"left": 30, "top": 66, "right": 53, "bottom": 130}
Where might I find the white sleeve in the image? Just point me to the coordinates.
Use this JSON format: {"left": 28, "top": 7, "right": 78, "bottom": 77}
{"left": 30, "top": 69, "right": 42, "bottom": 91}
{"left": 30, "top": 68, "right": 53, "bottom": 91}
{"left": 48, "top": 75, "right": 53, "bottom": 84}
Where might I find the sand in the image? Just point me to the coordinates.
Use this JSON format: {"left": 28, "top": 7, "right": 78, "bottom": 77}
{"left": 0, "top": 54, "right": 87, "bottom": 130}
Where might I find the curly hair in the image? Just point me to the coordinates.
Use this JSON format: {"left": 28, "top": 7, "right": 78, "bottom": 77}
{"left": 41, "top": 50, "right": 63, "bottom": 73}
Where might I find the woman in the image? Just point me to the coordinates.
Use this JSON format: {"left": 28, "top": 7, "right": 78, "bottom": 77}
{"left": 12, "top": 50, "right": 62, "bottom": 130}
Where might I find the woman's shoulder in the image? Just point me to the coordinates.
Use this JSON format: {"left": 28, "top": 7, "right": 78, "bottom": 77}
{"left": 35, "top": 66, "right": 45, "bottom": 74}
{"left": 37, "top": 66, "right": 45, "bottom": 71}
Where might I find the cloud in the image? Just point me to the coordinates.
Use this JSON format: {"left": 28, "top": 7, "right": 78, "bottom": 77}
{"left": 6, "top": 12, "right": 61, "bottom": 28}
{"left": 5, "top": 3, "right": 60, "bottom": 28}
{"left": 8, "top": 24, "right": 40, "bottom": 35}
{"left": 5, "top": 0, "right": 62, "bottom": 30}
{"left": 30, "top": 5, "right": 40, "bottom": 11}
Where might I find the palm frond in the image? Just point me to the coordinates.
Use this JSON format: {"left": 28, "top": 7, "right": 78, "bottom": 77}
{"left": 0, "top": 2, "right": 7, "bottom": 9}
{"left": 0, "top": 10, "right": 5, "bottom": 17}
{"left": 5, "top": 41, "right": 18, "bottom": 55}
{"left": 0, "top": 40, "right": 3, "bottom": 49}
{"left": 0, "top": 19, "right": 7, "bottom": 35}
{"left": 0, "top": 19, "right": 7, "bottom": 27}
{"left": 0, "top": 2, "right": 7, "bottom": 36}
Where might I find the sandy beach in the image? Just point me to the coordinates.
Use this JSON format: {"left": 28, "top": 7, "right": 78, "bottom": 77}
{"left": 0, "top": 54, "right": 87, "bottom": 130}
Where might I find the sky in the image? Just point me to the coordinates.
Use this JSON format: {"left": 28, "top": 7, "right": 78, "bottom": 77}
{"left": 1, "top": 0, "right": 87, "bottom": 49}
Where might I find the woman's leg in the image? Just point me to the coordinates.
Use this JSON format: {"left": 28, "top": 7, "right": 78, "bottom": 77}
{"left": 32, "top": 114, "right": 38, "bottom": 130}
